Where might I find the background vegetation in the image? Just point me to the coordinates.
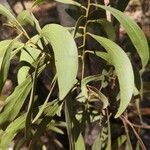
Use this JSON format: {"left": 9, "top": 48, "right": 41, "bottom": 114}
{"left": 0, "top": 0, "right": 149, "bottom": 149}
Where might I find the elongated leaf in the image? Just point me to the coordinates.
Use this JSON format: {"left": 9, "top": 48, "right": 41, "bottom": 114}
{"left": 41, "top": 99, "right": 59, "bottom": 116}
{"left": 47, "top": 123, "right": 64, "bottom": 134}
{"left": 45, "top": 100, "right": 63, "bottom": 118}
{"left": 25, "top": 61, "right": 40, "bottom": 137}
{"left": 0, "top": 4, "right": 17, "bottom": 24}
{"left": 75, "top": 133, "right": 85, "bottom": 150}
{"left": 92, "top": 4, "right": 149, "bottom": 68}
{"left": 0, "top": 100, "right": 62, "bottom": 149}
{"left": 81, "top": 74, "right": 104, "bottom": 87}
{"left": 17, "top": 10, "right": 34, "bottom": 26}
{"left": 98, "top": 91, "right": 109, "bottom": 109}
{"left": 31, "top": 100, "right": 63, "bottom": 146}
{"left": 41, "top": 24, "right": 78, "bottom": 100}
{"left": 55, "top": 0, "right": 81, "bottom": 7}
{"left": 89, "top": 33, "right": 134, "bottom": 118}
{"left": 106, "top": 110, "right": 111, "bottom": 150}
{"left": 97, "top": 19, "right": 116, "bottom": 41}
{"left": 32, "top": 78, "right": 57, "bottom": 123}
{"left": 26, "top": 35, "right": 46, "bottom": 51}
{"left": 17, "top": 10, "right": 41, "bottom": 32}
{"left": 74, "top": 15, "right": 85, "bottom": 37}
{"left": 112, "top": 135, "right": 127, "bottom": 150}
{"left": 0, "top": 114, "right": 26, "bottom": 149}
{"left": 0, "top": 78, "right": 32, "bottom": 126}
{"left": 0, "top": 40, "right": 24, "bottom": 92}
{"left": 65, "top": 95, "right": 75, "bottom": 150}
{"left": 31, "top": 117, "right": 53, "bottom": 147}
{"left": 0, "top": 4, "right": 27, "bottom": 34}
{"left": 0, "top": 40, "right": 12, "bottom": 67}
{"left": 88, "top": 51, "right": 111, "bottom": 63}
{"left": 89, "top": 19, "right": 116, "bottom": 41}
{"left": 0, "top": 64, "right": 45, "bottom": 126}
{"left": 81, "top": 74, "right": 109, "bottom": 109}
{"left": 18, "top": 46, "right": 41, "bottom": 84}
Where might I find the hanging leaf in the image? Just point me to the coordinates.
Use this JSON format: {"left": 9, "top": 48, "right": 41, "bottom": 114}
{"left": 41, "top": 24, "right": 78, "bottom": 100}
{"left": 0, "top": 114, "right": 26, "bottom": 149}
{"left": 91, "top": 4, "right": 149, "bottom": 69}
{"left": 89, "top": 33, "right": 134, "bottom": 118}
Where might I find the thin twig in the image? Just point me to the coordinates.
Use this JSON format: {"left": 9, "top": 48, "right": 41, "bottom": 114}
{"left": 121, "top": 116, "right": 146, "bottom": 150}
{"left": 121, "top": 117, "right": 133, "bottom": 150}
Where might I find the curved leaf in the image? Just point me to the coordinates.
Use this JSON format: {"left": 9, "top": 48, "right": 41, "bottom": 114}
{"left": 91, "top": 4, "right": 149, "bottom": 68}
{"left": 89, "top": 33, "right": 134, "bottom": 118}
{"left": 18, "top": 46, "right": 41, "bottom": 84}
{"left": 41, "top": 24, "right": 78, "bottom": 100}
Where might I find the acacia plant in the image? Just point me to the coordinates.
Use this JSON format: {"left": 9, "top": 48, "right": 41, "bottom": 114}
{"left": 0, "top": 0, "right": 149, "bottom": 149}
